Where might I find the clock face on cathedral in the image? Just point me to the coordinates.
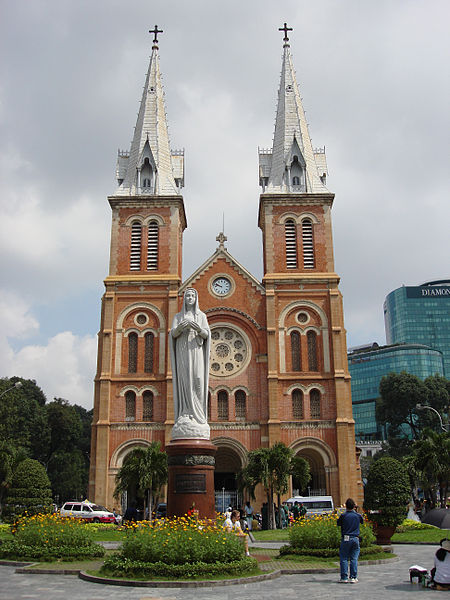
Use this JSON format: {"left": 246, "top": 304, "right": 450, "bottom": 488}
{"left": 212, "top": 277, "right": 231, "bottom": 296}
{"left": 209, "top": 326, "right": 249, "bottom": 376}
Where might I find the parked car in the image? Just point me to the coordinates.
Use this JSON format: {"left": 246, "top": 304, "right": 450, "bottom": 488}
{"left": 285, "top": 495, "right": 335, "bottom": 516}
{"left": 154, "top": 503, "right": 167, "bottom": 519}
{"left": 60, "top": 500, "right": 115, "bottom": 523}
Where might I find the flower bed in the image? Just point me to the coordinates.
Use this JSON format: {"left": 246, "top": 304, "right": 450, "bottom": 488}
{"left": 101, "top": 516, "right": 257, "bottom": 579}
{"left": 0, "top": 513, "right": 105, "bottom": 561}
{"left": 280, "top": 512, "right": 375, "bottom": 556}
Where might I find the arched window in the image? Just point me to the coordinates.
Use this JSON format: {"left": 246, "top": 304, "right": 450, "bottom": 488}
{"left": 292, "top": 389, "right": 304, "bottom": 419}
{"left": 235, "top": 390, "right": 246, "bottom": 419}
{"left": 217, "top": 390, "right": 229, "bottom": 421}
{"left": 290, "top": 331, "right": 301, "bottom": 371}
{"left": 142, "top": 178, "right": 151, "bottom": 188}
{"left": 130, "top": 221, "right": 142, "bottom": 270}
{"left": 310, "top": 389, "right": 321, "bottom": 419}
{"left": 125, "top": 390, "right": 136, "bottom": 421}
{"left": 285, "top": 219, "right": 297, "bottom": 268}
{"left": 128, "top": 332, "right": 138, "bottom": 373}
{"left": 302, "top": 218, "right": 315, "bottom": 268}
{"left": 144, "top": 332, "right": 154, "bottom": 373}
{"left": 292, "top": 176, "right": 300, "bottom": 185}
{"left": 142, "top": 390, "right": 153, "bottom": 421}
{"left": 147, "top": 220, "right": 159, "bottom": 270}
{"left": 307, "top": 330, "right": 318, "bottom": 371}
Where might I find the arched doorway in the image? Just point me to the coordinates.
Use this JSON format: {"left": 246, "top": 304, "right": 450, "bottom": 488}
{"left": 212, "top": 438, "right": 246, "bottom": 512}
{"left": 109, "top": 439, "right": 151, "bottom": 517}
{"left": 290, "top": 438, "right": 337, "bottom": 497}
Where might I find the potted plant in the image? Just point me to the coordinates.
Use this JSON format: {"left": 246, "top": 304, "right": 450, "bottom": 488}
{"left": 363, "top": 456, "right": 410, "bottom": 544}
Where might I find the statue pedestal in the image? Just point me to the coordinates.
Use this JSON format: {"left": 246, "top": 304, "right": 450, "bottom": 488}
{"left": 166, "top": 438, "right": 217, "bottom": 519}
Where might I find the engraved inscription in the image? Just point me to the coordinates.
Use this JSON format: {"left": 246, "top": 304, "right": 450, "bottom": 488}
{"left": 175, "top": 473, "right": 206, "bottom": 494}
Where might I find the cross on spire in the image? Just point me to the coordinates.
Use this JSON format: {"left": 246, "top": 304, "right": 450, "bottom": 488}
{"left": 216, "top": 231, "right": 227, "bottom": 250}
{"left": 149, "top": 25, "right": 163, "bottom": 48}
{"left": 279, "top": 22, "right": 293, "bottom": 45}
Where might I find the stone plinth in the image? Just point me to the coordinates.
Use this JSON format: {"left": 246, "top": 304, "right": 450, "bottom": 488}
{"left": 166, "top": 438, "right": 217, "bottom": 519}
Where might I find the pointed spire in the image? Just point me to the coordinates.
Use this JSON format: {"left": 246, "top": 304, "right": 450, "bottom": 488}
{"left": 116, "top": 27, "right": 184, "bottom": 196}
{"left": 259, "top": 25, "right": 328, "bottom": 194}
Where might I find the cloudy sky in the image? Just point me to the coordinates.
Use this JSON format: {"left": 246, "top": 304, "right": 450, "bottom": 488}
{"left": 1, "top": 0, "right": 449, "bottom": 408}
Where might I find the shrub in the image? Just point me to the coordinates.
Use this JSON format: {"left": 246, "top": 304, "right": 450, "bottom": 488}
{"left": 364, "top": 457, "right": 410, "bottom": 527}
{"left": 0, "top": 513, "right": 104, "bottom": 561}
{"left": 279, "top": 544, "right": 385, "bottom": 558}
{"left": 288, "top": 513, "right": 375, "bottom": 550}
{"left": 395, "top": 519, "right": 435, "bottom": 532}
{"left": 3, "top": 459, "right": 52, "bottom": 521}
{"left": 101, "top": 556, "right": 257, "bottom": 579}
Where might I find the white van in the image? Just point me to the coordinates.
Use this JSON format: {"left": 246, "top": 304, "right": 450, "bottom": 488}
{"left": 286, "top": 495, "right": 334, "bottom": 515}
{"left": 60, "top": 500, "right": 115, "bottom": 523}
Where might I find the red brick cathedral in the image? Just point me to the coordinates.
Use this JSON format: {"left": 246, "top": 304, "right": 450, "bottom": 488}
{"left": 89, "top": 27, "right": 362, "bottom": 511}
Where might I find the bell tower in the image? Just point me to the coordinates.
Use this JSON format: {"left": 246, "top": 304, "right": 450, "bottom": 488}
{"left": 89, "top": 27, "right": 186, "bottom": 507}
{"left": 258, "top": 24, "right": 362, "bottom": 504}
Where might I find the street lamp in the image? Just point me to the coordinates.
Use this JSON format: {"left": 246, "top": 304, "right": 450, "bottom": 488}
{"left": 0, "top": 381, "right": 22, "bottom": 399}
{"left": 416, "top": 403, "right": 449, "bottom": 432}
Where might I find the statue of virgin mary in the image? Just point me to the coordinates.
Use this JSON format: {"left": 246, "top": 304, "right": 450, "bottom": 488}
{"left": 169, "top": 288, "right": 211, "bottom": 439}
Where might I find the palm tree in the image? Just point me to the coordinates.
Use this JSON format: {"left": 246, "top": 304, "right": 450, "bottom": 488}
{"left": 114, "top": 442, "right": 168, "bottom": 519}
{"left": 413, "top": 429, "right": 450, "bottom": 508}
{"left": 238, "top": 442, "right": 310, "bottom": 529}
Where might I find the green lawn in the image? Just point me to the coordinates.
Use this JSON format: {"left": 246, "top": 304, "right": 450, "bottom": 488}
{"left": 252, "top": 529, "right": 289, "bottom": 542}
{"left": 392, "top": 529, "right": 450, "bottom": 544}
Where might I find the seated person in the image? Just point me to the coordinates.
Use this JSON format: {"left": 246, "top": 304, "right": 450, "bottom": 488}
{"left": 430, "top": 539, "right": 450, "bottom": 590}
{"left": 224, "top": 509, "right": 250, "bottom": 556}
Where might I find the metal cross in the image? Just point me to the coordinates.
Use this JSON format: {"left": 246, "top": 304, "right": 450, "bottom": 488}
{"left": 279, "top": 22, "right": 293, "bottom": 43}
{"left": 149, "top": 25, "right": 163, "bottom": 45}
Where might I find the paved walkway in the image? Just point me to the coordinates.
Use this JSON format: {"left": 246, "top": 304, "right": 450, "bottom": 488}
{"left": 0, "top": 544, "right": 438, "bottom": 599}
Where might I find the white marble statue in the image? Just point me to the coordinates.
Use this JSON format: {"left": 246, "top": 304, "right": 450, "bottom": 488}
{"left": 169, "top": 288, "right": 211, "bottom": 439}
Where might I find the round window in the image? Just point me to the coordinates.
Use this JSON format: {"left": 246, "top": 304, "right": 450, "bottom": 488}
{"left": 209, "top": 326, "right": 250, "bottom": 377}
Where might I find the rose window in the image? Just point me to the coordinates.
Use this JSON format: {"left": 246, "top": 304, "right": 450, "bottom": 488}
{"left": 209, "top": 326, "right": 249, "bottom": 376}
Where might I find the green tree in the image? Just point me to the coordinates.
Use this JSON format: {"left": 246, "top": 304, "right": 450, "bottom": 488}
{"left": 114, "top": 442, "right": 168, "bottom": 519}
{"left": 0, "top": 377, "right": 50, "bottom": 462}
{"left": 413, "top": 429, "right": 450, "bottom": 508}
{"left": 0, "top": 441, "right": 28, "bottom": 516}
{"left": 363, "top": 456, "right": 410, "bottom": 527}
{"left": 238, "top": 442, "right": 310, "bottom": 529}
{"left": 4, "top": 458, "right": 53, "bottom": 520}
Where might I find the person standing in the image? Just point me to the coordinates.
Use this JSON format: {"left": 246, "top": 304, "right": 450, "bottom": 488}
{"left": 245, "top": 501, "right": 254, "bottom": 531}
{"left": 336, "top": 498, "right": 363, "bottom": 583}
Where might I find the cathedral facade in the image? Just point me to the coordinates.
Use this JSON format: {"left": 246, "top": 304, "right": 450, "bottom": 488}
{"left": 89, "top": 28, "right": 362, "bottom": 511}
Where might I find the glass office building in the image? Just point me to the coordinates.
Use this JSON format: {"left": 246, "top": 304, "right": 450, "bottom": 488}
{"left": 348, "top": 342, "right": 444, "bottom": 440}
{"left": 384, "top": 280, "right": 450, "bottom": 376}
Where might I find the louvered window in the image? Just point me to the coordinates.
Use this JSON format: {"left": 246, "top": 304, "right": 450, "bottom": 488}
{"left": 302, "top": 219, "right": 315, "bottom": 268}
{"left": 125, "top": 391, "right": 136, "bottom": 421}
{"left": 292, "top": 389, "right": 304, "bottom": 419}
{"left": 143, "top": 390, "right": 153, "bottom": 420}
{"left": 285, "top": 219, "right": 297, "bottom": 268}
{"left": 291, "top": 331, "right": 301, "bottom": 372}
{"left": 235, "top": 390, "right": 246, "bottom": 419}
{"left": 310, "top": 389, "right": 321, "bottom": 418}
{"left": 307, "top": 331, "right": 318, "bottom": 371}
{"left": 217, "top": 390, "right": 229, "bottom": 421}
{"left": 147, "top": 220, "right": 159, "bottom": 270}
{"left": 130, "top": 221, "right": 142, "bottom": 270}
{"left": 144, "top": 332, "right": 154, "bottom": 373}
{"left": 128, "top": 332, "right": 138, "bottom": 373}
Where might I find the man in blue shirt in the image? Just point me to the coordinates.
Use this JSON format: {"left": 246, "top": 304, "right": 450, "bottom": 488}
{"left": 337, "top": 498, "right": 364, "bottom": 583}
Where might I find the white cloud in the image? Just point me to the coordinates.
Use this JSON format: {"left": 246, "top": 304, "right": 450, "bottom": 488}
{"left": 0, "top": 293, "right": 96, "bottom": 408}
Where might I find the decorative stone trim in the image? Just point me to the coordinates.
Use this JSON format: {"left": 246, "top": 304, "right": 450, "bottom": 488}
{"left": 205, "top": 306, "right": 264, "bottom": 330}
{"left": 167, "top": 455, "right": 215, "bottom": 467}
{"left": 111, "top": 423, "right": 165, "bottom": 431}
{"left": 210, "top": 423, "right": 260, "bottom": 430}
{"left": 281, "top": 420, "right": 334, "bottom": 429}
